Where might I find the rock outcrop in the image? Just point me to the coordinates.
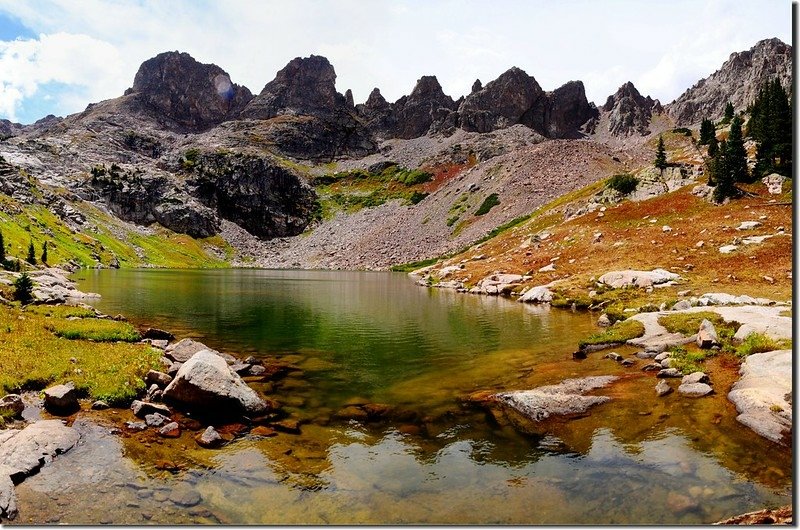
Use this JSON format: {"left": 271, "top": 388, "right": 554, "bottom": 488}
{"left": 240, "top": 55, "right": 376, "bottom": 160}
{"left": 129, "top": 51, "right": 253, "bottom": 130}
{"left": 727, "top": 349, "right": 792, "bottom": 445}
{"left": 544, "top": 80, "right": 598, "bottom": 138}
{"left": 602, "top": 82, "right": 660, "bottom": 136}
{"left": 392, "top": 76, "right": 457, "bottom": 139}
{"left": 357, "top": 88, "right": 396, "bottom": 138}
{"left": 667, "top": 38, "right": 792, "bottom": 125}
{"left": 458, "top": 67, "right": 545, "bottom": 134}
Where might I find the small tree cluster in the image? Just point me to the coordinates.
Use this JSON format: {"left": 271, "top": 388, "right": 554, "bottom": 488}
{"left": 747, "top": 78, "right": 791, "bottom": 178}
{"left": 720, "top": 102, "right": 735, "bottom": 125}
{"left": 709, "top": 115, "right": 748, "bottom": 203}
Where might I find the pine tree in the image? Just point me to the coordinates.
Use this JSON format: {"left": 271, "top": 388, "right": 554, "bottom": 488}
{"left": 707, "top": 134, "right": 719, "bottom": 158}
{"left": 26, "top": 240, "right": 36, "bottom": 265}
{"left": 13, "top": 272, "right": 34, "bottom": 305}
{"left": 41, "top": 241, "right": 48, "bottom": 264}
{"left": 726, "top": 116, "right": 749, "bottom": 183}
{"left": 721, "top": 102, "right": 734, "bottom": 124}
{"left": 711, "top": 140, "right": 737, "bottom": 203}
{"left": 654, "top": 135, "right": 667, "bottom": 170}
{"left": 749, "top": 78, "right": 791, "bottom": 178}
{"left": 0, "top": 228, "right": 5, "bottom": 269}
{"left": 699, "top": 118, "right": 715, "bottom": 145}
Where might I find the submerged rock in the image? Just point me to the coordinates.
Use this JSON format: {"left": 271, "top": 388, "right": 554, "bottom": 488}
{"left": 655, "top": 380, "right": 673, "bottom": 397}
{"left": 163, "top": 350, "right": 269, "bottom": 417}
{"left": 196, "top": 426, "right": 224, "bottom": 448}
{"left": 493, "top": 376, "right": 617, "bottom": 422}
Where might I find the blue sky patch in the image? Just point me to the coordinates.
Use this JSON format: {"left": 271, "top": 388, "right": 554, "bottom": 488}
{"left": 0, "top": 12, "right": 36, "bottom": 41}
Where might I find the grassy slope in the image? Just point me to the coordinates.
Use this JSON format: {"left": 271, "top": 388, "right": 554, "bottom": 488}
{"left": 422, "top": 173, "right": 792, "bottom": 309}
{"left": 0, "top": 194, "right": 232, "bottom": 269}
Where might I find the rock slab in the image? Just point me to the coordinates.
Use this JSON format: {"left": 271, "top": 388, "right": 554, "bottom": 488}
{"left": 494, "top": 376, "right": 617, "bottom": 422}
{"left": 728, "top": 349, "right": 792, "bottom": 445}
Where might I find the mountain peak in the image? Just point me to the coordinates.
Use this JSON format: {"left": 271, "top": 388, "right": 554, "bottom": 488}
{"left": 130, "top": 51, "right": 252, "bottom": 130}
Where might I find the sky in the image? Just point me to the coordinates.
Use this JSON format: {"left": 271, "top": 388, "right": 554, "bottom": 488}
{"left": 0, "top": 0, "right": 792, "bottom": 124}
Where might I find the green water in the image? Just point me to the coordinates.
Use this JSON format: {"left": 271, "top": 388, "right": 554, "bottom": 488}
{"left": 13, "top": 269, "right": 791, "bottom": 524}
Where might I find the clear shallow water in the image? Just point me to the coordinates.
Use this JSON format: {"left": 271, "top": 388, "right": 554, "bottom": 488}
{"left": 13, "top": 269, "right": 791, "bottom": 524}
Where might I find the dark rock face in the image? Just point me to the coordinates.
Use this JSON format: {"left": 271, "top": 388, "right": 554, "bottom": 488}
{"left": 83, "top": 167, "right": 220, "bottom": 238}
{"left": 459, "top": 67, "right": 545, "bottom": 133}
{"left": 392, "top": 75, "right": 456, "bottom": 139}
{"left": 188, "top": 152, "right": 317, "bottom": 239}
{"left": 241, "top": 55, "right": 376, "bottom": 160}
{"left": 667, "top": 38, "right": 792, "bottom": 125}
{"left": 545, "top": 80, "right": 598, "bottom": 138}
{"left": 131, "top": 51, "right": 253, "bottom": 130}
{"left": 602, "top": 81, "right": 659, "bottom": 136}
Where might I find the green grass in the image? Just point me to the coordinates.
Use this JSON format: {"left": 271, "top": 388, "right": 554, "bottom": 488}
{"left": 390, "top": 257, "right": 440, "bottom": 273}
{"left": 658, "top": 311, "right": 728, "bottom": 335}
{"left": 735, "top": 333, "right": 791, "bottom": 358}
{"left": 25, "top": 304, "right": 97, "bottom": 319}
{"left": 667, "top": 345, "right": 714, "bottom": 374}
{"left": 45, "top": 318, "right": 141, "bottom": 342}
{"left": 578, "top": 319, "right": 645, "bottom": 348}
{"left": 0, "top": 304, "right": 160, "bottom": 405}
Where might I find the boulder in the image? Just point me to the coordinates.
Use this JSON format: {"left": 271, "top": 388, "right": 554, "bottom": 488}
{"left": 43, "top": 383, "right": 79, "bottom": 414}
{"left": 145, "top": 413, "right": 171, "bottom": 428}
{"left": 598, "top": 269, "right": 680, "bottom": 289}
{"left": 130, "top": 400, "right": 172, "bottom": 418}
{"left": 195, "top": 426, "right": 224, "bottom": 448}
{"left": 597, "top": 313, "right": 612, "bottom": 327}
{"left": 655, "top": 380, "right": 673, "bottom": 397}
{"left": 158, "top": 422, "right": 181, "bottom": 438}
{"left": 163, "top": 350, "right": 269, "bottom": 416}
{"left": 672, "top": 300, "right": 691, "bottom": 311}
{"left": 0, "top": 395, "right": 24, "bottom": 418}
{"left": 518, "top": 285, "right": 554, "bottom": 304}
{"left": 681, "top": 372, "right": 709, "bottom": 385}
{"left": 145, "top": 370, "right": 173, "bottom": 388}
{"left": 736, "top": 221, "right": 762, "bottom": 231}
{"left": 696, "top": 319, "right": 719, "bottom": 348}
{"left": 762, "top": 173, "right": 786, "bottom": 195}
{"left": 142, "top": 328, "right": 175, "bottom": 341}
{"left": 657, "top": 368, "right": 683, "bottom": 378}
{"left": 678, "top": 382, "right": 713, "bottom": 397}
{"left": 493, "top": 376, "right": 617, "bottom": 422}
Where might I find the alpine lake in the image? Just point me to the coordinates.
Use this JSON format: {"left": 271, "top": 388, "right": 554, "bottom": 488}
{"left": 12, "top": 269, "right": 791, "bottom": 524}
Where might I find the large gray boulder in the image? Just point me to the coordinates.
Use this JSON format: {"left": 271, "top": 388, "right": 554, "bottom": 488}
{"left": 518, "top": 285, "right": 554, "bottom": 304}
{"left": 696, "top": 319, "right": 719, "bottom": 349}
{"left": 163, "top": 350, "right": 268, "bottom": 416}
{"left": 598, "top": 269, "right": 680, "bottom": 289}
{"left": 164, "top": 338, "right": 237, "bottom": 364}
{"left": 728, "top": 349, "right": 792, "bottom": 445}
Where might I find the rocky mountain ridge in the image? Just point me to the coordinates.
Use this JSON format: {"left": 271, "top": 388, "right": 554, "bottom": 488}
{"left": 0, "top": 37, "right": 791, "bottom": 270}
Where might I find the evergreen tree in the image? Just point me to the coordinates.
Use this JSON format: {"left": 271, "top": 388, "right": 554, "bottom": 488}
{"left": 654, "top": 135, "right": 667, "bottom": 170}
{"left": 698, "top": 118, "right": 715, "bottom": 145}
{"left": 41, "top": 241, "right": 48, "bottom": 264}
{"left": 721, "top": 102, "right": 734, "bottom": 124}
{"left": 26, "top": 240, "right": 36, "bottom": 265}
{"left": 726, "top": 116, "right": 749, "bottom": 183}
{"left": 13, "top": 272, "right": 34, "bottom": 305}
{"left": 711, "top": 140, "right": 737, "bottom": 203}
{"left": 707, "top": 134, "right": 719, "bottom": 158}
{"left": 0, "top": 228, "right": 5, "bottom": 269}
{"left": 749, "top": 78, "right": 791, "bottom": 178}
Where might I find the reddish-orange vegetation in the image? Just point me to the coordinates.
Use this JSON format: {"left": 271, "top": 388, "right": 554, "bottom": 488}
{"left": 422, "top": 154, "right": 477, "bottom": 193}
{"left": 434, "top": 181, "right": 792, "bottom": 304}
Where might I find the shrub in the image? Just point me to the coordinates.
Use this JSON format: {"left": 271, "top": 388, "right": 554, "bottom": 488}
{"left": 475, "top": 193, "right": 500, "bottom": 216}
{"left": 392, "top": 168, "right": 432, "bottom": 186}
{"left": 672, "top": 127, "right": 693, "bottom": 137}
{"left": 408, "top": 191, "right": 428, "bottom": 205}
{"left": 735, "top": 333, "right": 789, "bottom": 358}
{"left": 606, "top": 174, "right": 639, "bottom": 195}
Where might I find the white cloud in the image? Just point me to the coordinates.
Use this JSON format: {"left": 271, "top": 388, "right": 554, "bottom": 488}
{"left": 0, "top": 32, "right": 124, "bottom": 121}
{"left": 0, "top": 0, "right": 790, "bottom": 122}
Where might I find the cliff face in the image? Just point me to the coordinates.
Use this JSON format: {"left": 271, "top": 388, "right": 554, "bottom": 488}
{"left": 667, "top": 38, "right": 792, "bottom": 125}
{"left": 602, "top": 82, "right": 661, "bottom": 137}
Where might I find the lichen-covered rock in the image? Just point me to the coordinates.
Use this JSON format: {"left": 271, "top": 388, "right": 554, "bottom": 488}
{"left": 163, "top": 350, "right": 269, "bottom": 416}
